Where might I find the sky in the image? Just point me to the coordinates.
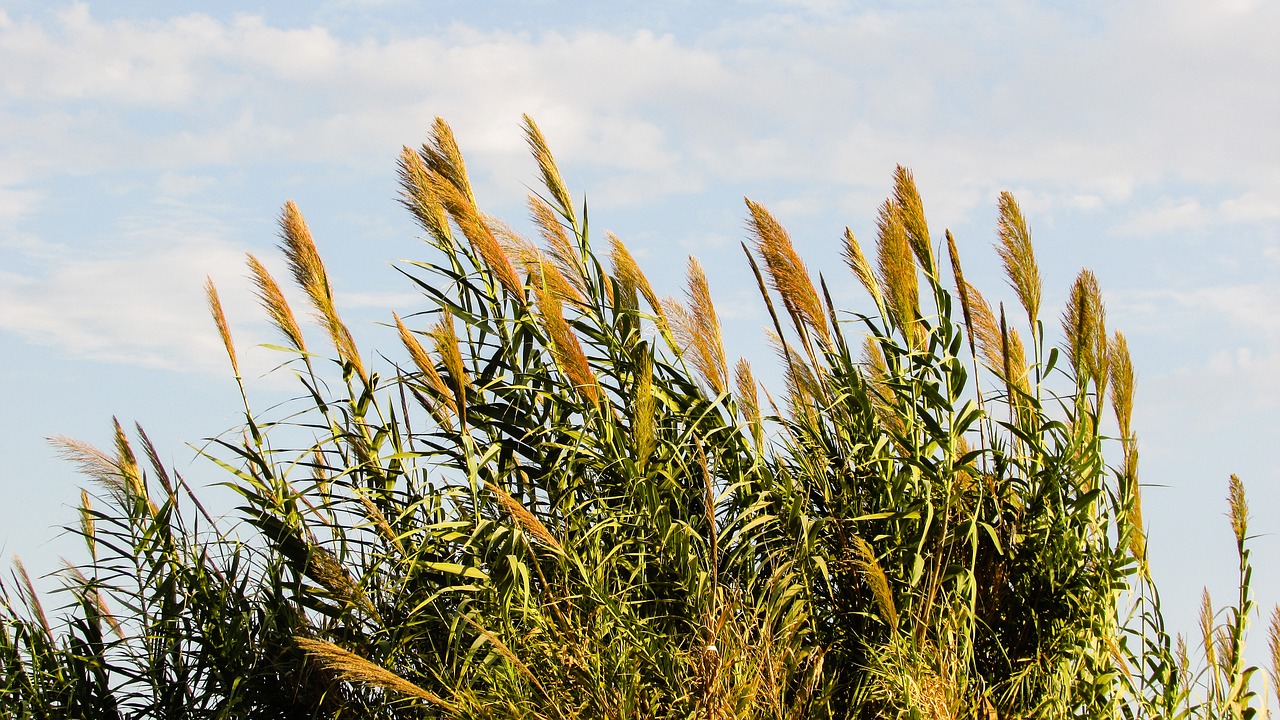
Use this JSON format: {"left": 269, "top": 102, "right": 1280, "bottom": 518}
{"left": 1, "top": 0, "right": 1278, "bottom": 661}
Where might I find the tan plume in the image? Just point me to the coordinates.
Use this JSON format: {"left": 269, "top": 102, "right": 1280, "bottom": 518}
{"left": 996, "top": 191, "right": 1041, "bottom": 326}
{"left": 843, "top": 227, "right": 885, "bottom": 312}
{"left": 666, "top": 257, "right": 728, "bottom": 395}
{"left": 893, "top": 166, "right": 934, "bottom": 273}
{"left": 397, "top": 145, "right": 452, "bottom": 246}
{"left": 877, "top": 200, "right": 922, "bottom": 349}
{"left": 294, "top": 637, "right": 456, "bottom": 710}
{"left": 485, "top": 480, "right": 563, "bottom": 553}
{"left": 246, "top": 254, "right": 307, "bottom": 354}
{"left": 746, "top": 198, "right": 829, "bottom": 349}
{"left": 204, "top": 278, "right": 239, "bottom": 378}
{"left": 279, "top": 201, "right": 366, "bottom": 381}
{"left": 523, "top": 115, "right": 577, "bottom": 227}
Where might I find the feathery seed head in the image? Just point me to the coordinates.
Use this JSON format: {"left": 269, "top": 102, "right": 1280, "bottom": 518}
{"left": 965, "top": 283, "right": 1029, "bottom": 394}
{"left": 279, "top": 202, "right": 366, "bottom": 381}
{"left": 424, "top": 117, "right": 474, "bottom": 204}
{"left": 634, "top": 345, "right": 656, "bottom": 469}
{"left": 1268, "top": 605, "right": 1280, "bottom": 701}
{"left": 609, "top": 233, "right": 674, "bottom": 341}
{"left": 746, "top": 198, "right": 829, "bottom": 349}
{"left": 529, "top": 195, "right": 587, "bottom": 302}
{"left": 397, "top": 145, "right": 452, "bottom": 246}
{"left": 893, "top": 166, "right": 934, "bottom": 273}
{"left": 735, "top": 358, "right": 760, "bottom": 429}
{"left": 394, "top": 313, "right": 455, "bottom": 427}
{"left": 485, "top": 480, "right": 563, "bottom": 553}
{"left": 843, "top": 227, "right": 886, "bottom": 312}
{"left": 876, "top": 200, "right": 921, "bottom": 348}
{"left": 946, "top": 230, "right": 978, "bottom": 355}
{"left": 204, "top": 278, "right": 239, "bottom": 378}
{"left": 996, "top": 191, "right": 1042, "bottom": 326}
{"left": 246, "top": 254, "right": 307, "bottom": 354}
{"left": 523, "top": 115, "right": 576, "bottom": 228}
{"left": 1062, "top": 269, "right": 1108, "bottom": 391}
{"left": 1228, "top": 474, "right": 1249, "bottom": 546}
{"left": 668, "top": 257, "right": 728, "bottom": 395}
{"left": 1109, "top": 331, "right": 1134, "bottom": 439}
{"left": 533, "top": 276, "right": 600, "bottom": 404}
{"left": 429, "top": 312, "right": 469, "bottom": 423}
{"left": 426, "top": 171, "right": 525, "bottom": 299}
{"left": 79, "top": 489, "right": 95, "bottom": 558}
{"left": 852, "top": 536, "right": 898, "bottom": 629}
{"left": 294, "top": 637, "right": 456, "bottom": 710}
{"left": 1201, "top": 589, "right": 1218, "bottom": 670}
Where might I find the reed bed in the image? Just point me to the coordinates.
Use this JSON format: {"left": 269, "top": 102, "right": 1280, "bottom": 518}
{"left": 1, "top": 117, "right": 1271, "bottom": 719}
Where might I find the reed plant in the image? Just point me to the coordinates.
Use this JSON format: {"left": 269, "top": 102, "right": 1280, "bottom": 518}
{"left": 1, "top": 117, "right": 1272, "bottom": 719}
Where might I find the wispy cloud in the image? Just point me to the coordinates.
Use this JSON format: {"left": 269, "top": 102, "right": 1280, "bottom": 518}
{"left": 0, "top": 1, "right": 1277, "bottom": 373}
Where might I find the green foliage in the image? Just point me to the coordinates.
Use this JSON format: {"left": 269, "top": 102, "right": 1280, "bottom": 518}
{"left": 0, "top": 117, "right": 1271, "bottom": 719}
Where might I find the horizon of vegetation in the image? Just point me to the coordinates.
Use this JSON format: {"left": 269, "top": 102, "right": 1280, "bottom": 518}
{"left": 2, "top": 116, "right": 1276, "bottom": 718}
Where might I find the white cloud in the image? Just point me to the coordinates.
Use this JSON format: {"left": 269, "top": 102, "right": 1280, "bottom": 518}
{"left": 0, "top": 234, "right": 248, "bottom": 371}
{"left": 1, "top": 1, "right": 1278, "bottom": 370}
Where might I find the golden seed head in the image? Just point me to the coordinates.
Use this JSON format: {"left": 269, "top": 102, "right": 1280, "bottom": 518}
{"left": 1109, "top": 331, "right": 1134, "bottom": 439}
{"left": 1062, "top": 269, "right": 1109, "bottom": 391}
{"left": 735, "top": 358, "right": 760, "bottom": 429}
{"left": 397, "top": 145, "right": 452, "bottom": 246}
{"left": 893, "top": 165, "right": 934, "bottom": 274}
{"left": 667, "top": 257, "right": 728, "bottom": 395}
{"left": 279, "top": 202, "right": 366, "bottom": 381}
{"left": 485, "top": 480, "right": 563, "bottom": 553}
{"left": 246, "top": 254, "right": 307, "bottom": 354}
{"left": 746, "top": 198, "right": 829, "bottom": 349}
{"left": 204, "top": 278, "right": 239, "bottom": 378}
{"left": 876, "top": 200, "right": 921, "bottom": 349}
{"left": 995, "top": 191, "right": 1041, "bottom": 326}
{"left": 843, "top": 226, "right": 885, "bottom": 312}
{"left": 523, "top": 114, "right": 577, "bottom": 228}
{"left": 1228, "top": 474, "right": 1249, "bottom": 546}
{"left": 294, "top": 637, "right": 456, "bottom": 710}
{"left": 394, "top": 313, "right": 455, "bottom": 427}
{"left": 852, "top": 536, "right": 898, "bottom": 629}
{"left": 533, "top": 276, "right": 600, "bottom": 404}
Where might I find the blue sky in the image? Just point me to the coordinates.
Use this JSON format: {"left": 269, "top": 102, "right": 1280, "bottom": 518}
{"left": 2, "top": 0, "right": 1278, "bottom": 658}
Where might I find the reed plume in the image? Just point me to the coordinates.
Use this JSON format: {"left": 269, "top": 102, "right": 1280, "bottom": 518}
{"left": 529, "top": 195, "right": 587, "bottom": 302}
{"left": 746, "top": 198, "right": 830, "bottom": 350}
{"left": 1228, "top": 474, "right": 1248, "bottom": 547}
{"left": 279, "top": 201, "right": 366, "bottom": 381}
{"left": 204, "top": 278, "right": 239, "bottom": 378}
{"left": 843, "top": 227, "right": 885, "bottom": 312}
{"left": 666, "top": 257, "right": 728, "bottom": 395}
{"left": 634, "top": 345, "right": 656, "bottom": 470}
{"left": 246, "top": 254, "right": 308, "bottom": 354}
{"left": 1062, "top": 269, "right": 1109, "bottom": 393}
{"left": 893, "top": 166, "right": 933, "bottom": 274}
{"left": 485, "top": 480, "right": 563, "bottom": 553}
{"left": 394, "top": 313, "right": 455, "bottom": 426}
{"left": 735, "top": 358, "right": 760, "bottom": 429}
{"left": 430, "top": 312, "right": 469, "bottom": 423}
{"left": 877, "top": 200, "right": 922, "bottom": 349}
{"left": 610, "top": 232, "right": 674, "bottom": 340}
{"left": 995, "top": 191, "right": 1041, "bottom": 327}
{"left": 293, "top": 637, "right": 456, "bottom": 710}
{"left": 397, "top": 145, "right": 452, "bottom": 246}
{"left": 79, "top": 488, "right": 95, "bottom": 559}
{"left": 422, "top": 117, "right": 475, "bottom": 204}
{"left": 852, "top": 536, "right": 898, "bottom": 629}
{"left": 533, "top": 273, "right": 600, "bottom": 404}
{"left": 964, "top": 282, "right": 1028, "bottom": 394}
{"left": 523, "top": 114, "right": 577, "bottom": 226}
